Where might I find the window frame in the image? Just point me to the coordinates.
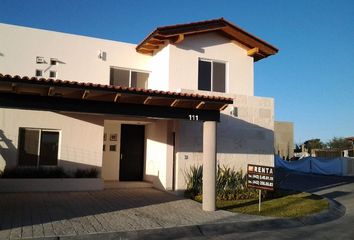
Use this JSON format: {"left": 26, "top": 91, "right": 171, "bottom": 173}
{"left": 110, "top": 66, "right": 150, "bottom": 88}
{"left": 198, "top": 58, "right": 229, "bottom": 93}
{"left": 17, "top": 128, "right": 61, "bottom": 167}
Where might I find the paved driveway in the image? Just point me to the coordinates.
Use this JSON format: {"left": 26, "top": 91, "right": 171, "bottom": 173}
{"left": 2, "top": 172, "right": 352, "bottom": 240}
{"left": 0, "top": 188, "right": 267, "bottom": 240}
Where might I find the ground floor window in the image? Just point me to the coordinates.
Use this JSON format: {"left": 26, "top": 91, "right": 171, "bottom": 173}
{"left": 18, "top": 128, "right": 60, "bottom": 167}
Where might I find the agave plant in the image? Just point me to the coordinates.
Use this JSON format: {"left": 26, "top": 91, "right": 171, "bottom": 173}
{"left": 184, "top": 165, "right": 203, "bottom": 197}
{"left": 185, "top": 164, "right": 260, "bottom": 200}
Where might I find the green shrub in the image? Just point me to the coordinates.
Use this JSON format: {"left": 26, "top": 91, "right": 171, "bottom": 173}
{"left": 74, "top": 168, "right": 99, "bottom": 178}
{"left": 185, "top": 165, "right": 261, "bottom": 200}
{"left": 184, "top": 165, "right": 203, "bottom": 197}
{"left": 0, "top": 167, "right": 99, "bottom": 178}
{"left": 1, "top": 167, "right": 68, "bottom": 178}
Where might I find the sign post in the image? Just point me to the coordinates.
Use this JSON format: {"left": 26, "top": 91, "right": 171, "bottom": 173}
{"left": 247, "top": 164, "right": 275, "bottom": 212}
{"left": 259, "top": 189, "right": 261, "bottom": 212}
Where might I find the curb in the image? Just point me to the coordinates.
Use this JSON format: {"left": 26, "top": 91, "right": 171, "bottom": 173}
{"left": 29, "top": 197, "right": 345, "bottom": 240}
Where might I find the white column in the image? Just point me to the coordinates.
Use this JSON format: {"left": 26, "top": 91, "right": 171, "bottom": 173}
{"left": 202, "top": 121, "right": 217, "bottom": 211}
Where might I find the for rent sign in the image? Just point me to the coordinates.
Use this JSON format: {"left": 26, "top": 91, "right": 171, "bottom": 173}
{"left": 247, "top": 164, "right": 275, "bottom": 191}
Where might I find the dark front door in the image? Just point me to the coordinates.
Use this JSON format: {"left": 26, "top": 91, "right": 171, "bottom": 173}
{"left": 39, "top": 131, "right": 59, "bottom": 166}
{"left": 119, "top": 124, "right": 145, "bottom": 181}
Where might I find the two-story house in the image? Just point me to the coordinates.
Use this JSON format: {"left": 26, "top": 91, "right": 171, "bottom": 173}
{"left": 0, "top": 18, "right": 277, "bottom": 211}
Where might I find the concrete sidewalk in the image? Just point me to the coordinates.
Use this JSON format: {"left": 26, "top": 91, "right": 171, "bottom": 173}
{"left": 0, "top": 187, "right": 344, "bottom": 240}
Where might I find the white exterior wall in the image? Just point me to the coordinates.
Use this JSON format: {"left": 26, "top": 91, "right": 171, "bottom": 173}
{"left": 0, "top": 108, "right": 104, "bottom": 172}
{"left": 148, "top": 45, "right": 170, "bottom": 90}
{"left": 168, "top": 32, "right": 254, "bottom": 96}
{"left": 0, "top": 23, "right": 151, "bottom": 84}
{"left": 0, "top": 23, "right": 275, "bottom": 192}
{"left": 145, "top": 120, "right": 173, "bottom": 190}
{"left": 0, "top": 24, "right": 253, "bottom": 95}
{"left": 102, "top": 121, "right": 121, "bottom": 180}
{"left": 175, "top": 91, "right": 274, "bottom": 190}
{"left": 101, "top": 119, "right": 173, "bottom": 190}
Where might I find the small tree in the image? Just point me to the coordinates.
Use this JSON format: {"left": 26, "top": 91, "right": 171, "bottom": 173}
{"left": 304, "top": 139, "right": 325, "bottom": 154}
{"left": 326, "top": 137, "right": 352, "bottom": 150}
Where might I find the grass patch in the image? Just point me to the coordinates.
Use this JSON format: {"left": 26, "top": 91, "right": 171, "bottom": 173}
{"left": 186, "top": 165, "right": 328, "bottom": 217}
{"left": 195, "top": 190, "right": 329, "bottom": 218}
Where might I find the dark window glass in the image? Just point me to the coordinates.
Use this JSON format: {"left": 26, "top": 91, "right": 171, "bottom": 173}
{"left": 110, "top": 68, "right": 149, "bottom": 88}
{"left": 110, "top": 68, "right": 129, "bottom": 87}
{"left": 39, "top": 131, "right": 59, "bottom": 166}
{"left": 49, "top": 71, "right": 57, "bottom": 78}
{"left": 35, "top": 70, "right": 42, "bottom": 77}
{"left": 18, "top": 129, "right": 59, "bottom": 167}
{"left": 198, "top": 60, "right": 211, "bottom": 91}
{"left": 50, "top": 59, "right": 57, "bottom": 65}
{"left": 109, "top": 145, "right": 116, "bottom": 151}
{"left": 213, "top": 62, "right": 226, "bottom": 92}
{"left": 18, "top": 129, "right": 40, "bottom": 166}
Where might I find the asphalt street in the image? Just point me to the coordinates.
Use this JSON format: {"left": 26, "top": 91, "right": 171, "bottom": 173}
{"left": 180, "top": 170, "right": 354, "bottom": 240}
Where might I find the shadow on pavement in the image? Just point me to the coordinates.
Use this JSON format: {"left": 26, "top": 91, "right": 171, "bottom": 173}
{"left": 322, "top": 191, "right": 351, "bottom": 199}
{"left": 275, "top": 168, "right": 354, "bottom": 193}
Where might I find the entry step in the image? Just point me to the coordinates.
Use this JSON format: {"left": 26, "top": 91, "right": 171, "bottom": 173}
{"left": 104, "top": 181, "right": 153, "bottom": 189}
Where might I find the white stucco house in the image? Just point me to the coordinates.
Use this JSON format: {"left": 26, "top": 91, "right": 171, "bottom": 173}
{"left": 0, "top": 18, "right": 278, "bottom": 211}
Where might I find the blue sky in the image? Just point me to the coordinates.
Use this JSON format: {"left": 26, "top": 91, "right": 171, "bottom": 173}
{"left": 0, "top": 0, "right": 353, "bottom": 143}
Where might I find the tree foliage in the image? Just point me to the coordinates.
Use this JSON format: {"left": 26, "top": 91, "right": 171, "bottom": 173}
{"left": 327, "top": 137, "right": 352, "bottom": 150}
{"left": 304, "top": 139, "right": 325, "bottom": 153}
{"left": 302, "top": 137, "right": 353, "bottom": 152}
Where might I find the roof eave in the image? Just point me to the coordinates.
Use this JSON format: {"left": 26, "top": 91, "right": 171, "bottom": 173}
{"left": 136, "top": 18, "right": 278, "bottom": 61}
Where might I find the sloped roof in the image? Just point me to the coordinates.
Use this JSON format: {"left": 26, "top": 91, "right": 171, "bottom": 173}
{"left": 136, "top": 18, "right": 278, "bottom": 61}
{"left": 0, "top": 74, "right": 233, "bottom": 111}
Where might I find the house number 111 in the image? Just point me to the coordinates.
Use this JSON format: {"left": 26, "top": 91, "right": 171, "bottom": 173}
{"left": 188, "top": 115, "right": 199, "bottom": 121}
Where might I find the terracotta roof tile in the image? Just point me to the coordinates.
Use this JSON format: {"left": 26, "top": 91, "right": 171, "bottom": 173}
{"left": 0, "top": 73, "right": 233, "bottom": 103}
{"left": 136, "top": 18, "right": 278, "bottom": 61}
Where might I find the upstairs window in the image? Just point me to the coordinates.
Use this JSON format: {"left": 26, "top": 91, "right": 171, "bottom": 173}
{"left": 110, "top": 67, "right": 149, "bottom": 89}
{"left": 18, "top": 128, "right": 60, "bottom": 167}
{"left": 198, "top": 59, "right": 226, "bottom": 93}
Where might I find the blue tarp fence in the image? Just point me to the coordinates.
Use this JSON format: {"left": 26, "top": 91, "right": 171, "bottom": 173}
{"left": 275, "top": 155, "right": 344, "bottom": 176}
